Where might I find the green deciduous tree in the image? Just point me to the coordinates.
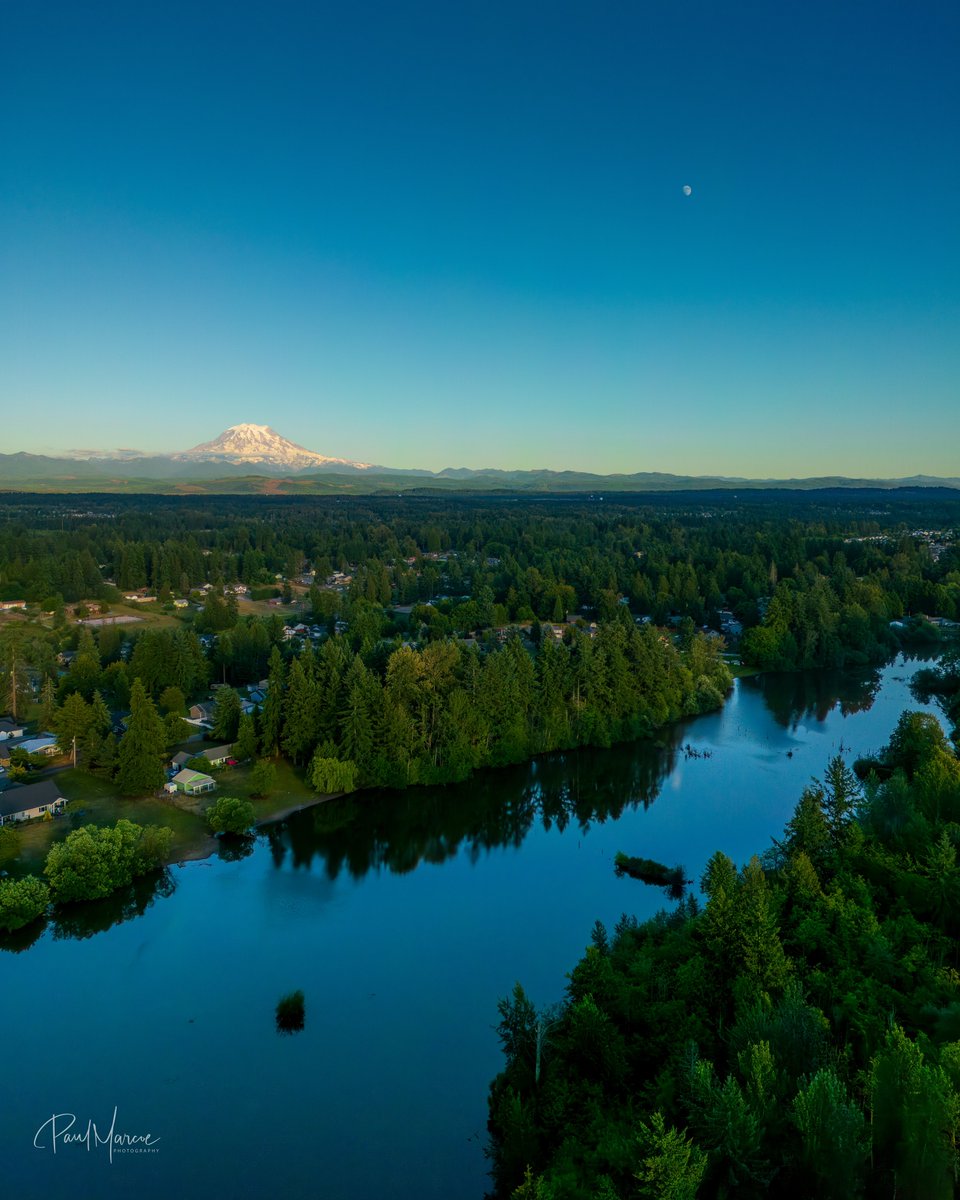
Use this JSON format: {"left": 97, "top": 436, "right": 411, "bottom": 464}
{"left": 44, "top": 820, "right": 172, "bottom": 902}
{"left": 158, "top": 685, "right": 187, "bottom": 716}
{"left": 0, "top": 875, "right": 50, "bottom": 932}
{"left": 163, "top": 711, "right": 189, "bottom": 749}
{"left": 309, "top": 754, "right": 358, "bottom": 794}
{"left": 886, "top": 712, "right": 951, "bottom": 779}
{"left": 206, "top": 796, "right": 255, "bottom": 836}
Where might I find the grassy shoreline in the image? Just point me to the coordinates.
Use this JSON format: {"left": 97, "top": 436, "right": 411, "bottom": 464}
{"left": 5, "top": 646, "right": 927, "bottom": 879}
{"left": 2, "top": 759, "right": 339, "bottom": 876}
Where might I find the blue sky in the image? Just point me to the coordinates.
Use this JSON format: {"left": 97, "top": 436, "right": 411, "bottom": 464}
{"left": 1, "top": 1, "right": 957, "bottom": 476}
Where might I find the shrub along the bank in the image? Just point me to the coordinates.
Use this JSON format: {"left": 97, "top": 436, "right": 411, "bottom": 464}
{"left": 206, "top": 796, "right": 255, "bottom": 836}
{"left": 43, "top": 820, "right": 173, "bottom": 904}
{"left": 0, "top": 876, "right": 50, "bottom": 932}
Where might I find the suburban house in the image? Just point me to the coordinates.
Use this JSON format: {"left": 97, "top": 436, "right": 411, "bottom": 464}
{"left": 186, "top": 702, "right": 216, "bottom": 729}
{"left": 18, "top": 736, "right": 59, "bottom": 757}
{"left": 0, "top": 735, "right": 59, "bottom": 766}
{"left": 0, "top": 779, "right": 67, "bottom": 824}
{"left": 718, "top": 610, "right": 744, "bottom": 638}
{"left": 0, "top": 719, "right": 25, "bottom": 741}
{"left": 0, "top": 600, "right": 27, "bottom": 611}
{"left": 200, "top": 745, "right": 234, "bottom": 768}
{"left": 171, "top": 769, "right": 216, "bottom": 795}
{"left": 170, "top": 750, "right": 192, "bottom": 771}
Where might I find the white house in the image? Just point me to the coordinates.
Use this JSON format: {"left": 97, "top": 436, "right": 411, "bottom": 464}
{"left": 0, "top": 779, "right": 67, "bottom": 824}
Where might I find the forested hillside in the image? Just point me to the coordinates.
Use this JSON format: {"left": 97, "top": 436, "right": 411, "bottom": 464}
{"left": 487, "top": 713, "right": 960, "bottom": 1199}
{"left": 1, "top": 492, "right": 957, "bottom": 809}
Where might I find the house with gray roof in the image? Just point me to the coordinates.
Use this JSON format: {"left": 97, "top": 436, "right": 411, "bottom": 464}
{"left": 0, "top": 779, "right": 67, "bottom": 824}
{"left": 200, "top": 745, "right": 234, "bottom": 768}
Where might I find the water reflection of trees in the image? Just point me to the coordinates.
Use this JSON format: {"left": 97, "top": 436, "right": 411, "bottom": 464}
{"left": 216, "top": 836, "right": 255, "bottom": 864}
{"left": 745, "top": 665, "right": 884, "bottom": 728}
{"left": 266, "top": 736, "right": 681, "bottom": 881}
{"left": 49, "top": 870, "right": 176, "bottom": 941}
{"left": 0, "top": 918, "right": 48, "bottom": 953}
{"left": 0, "top": 869, "right": 178, "bottom": 952}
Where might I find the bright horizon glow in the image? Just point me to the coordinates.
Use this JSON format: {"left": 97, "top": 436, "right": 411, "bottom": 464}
{"left": 1, "top": 1, "right": 958, "bottom": 478}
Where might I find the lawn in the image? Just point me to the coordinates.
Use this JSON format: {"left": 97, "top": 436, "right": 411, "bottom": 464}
{"left": 3, "top": 759, "right": 324, "bottom": 877}
{"left": 96, "top": 602, "right": 188, "bottom": 629}
{"left": 236, "top": 596, "right": 304, "bottom": 620}
{"left": 728, "top": 662, "right": 762, "bottom": 678}
{"left": 201, "top": 758, "right": 319, "bottom": 822}
{"left": 8, "top": 770, "right": 215, "bottom": 875}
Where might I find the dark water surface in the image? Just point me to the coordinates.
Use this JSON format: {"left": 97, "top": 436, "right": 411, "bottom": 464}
{"left": 0, "top": 655, "right": 945, "bottom": 1200}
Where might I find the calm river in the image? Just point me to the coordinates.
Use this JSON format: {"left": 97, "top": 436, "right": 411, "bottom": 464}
{"left": 0, "top": 654, "right": 947, "bottom": 1199}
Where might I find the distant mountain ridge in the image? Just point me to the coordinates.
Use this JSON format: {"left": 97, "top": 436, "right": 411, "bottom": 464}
{"left": 0, "top": 424, "right": 958, "bottom": 493}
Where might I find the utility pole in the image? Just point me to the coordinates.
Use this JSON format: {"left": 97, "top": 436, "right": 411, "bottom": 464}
{"left": 9, "top": 644, "right": 17, "bottom": 721}
{"left": 72, "top": 735, "right": 77, "bottom": 769}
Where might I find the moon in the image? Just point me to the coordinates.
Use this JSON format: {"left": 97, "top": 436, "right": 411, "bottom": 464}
{"left": 682, "top": 184, "right": 692, "bottom": 196}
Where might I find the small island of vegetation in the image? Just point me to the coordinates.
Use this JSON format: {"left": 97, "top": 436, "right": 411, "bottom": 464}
{"left": 276, "top": 989, "right": 306, "bottom": 1035}
{"left": 613, "top": 852, "right": 688, "bottom": 896}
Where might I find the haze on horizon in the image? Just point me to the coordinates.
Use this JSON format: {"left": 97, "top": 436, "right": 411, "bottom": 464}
{"left": 1, "top": 1, "right": 958, "bottom": 479}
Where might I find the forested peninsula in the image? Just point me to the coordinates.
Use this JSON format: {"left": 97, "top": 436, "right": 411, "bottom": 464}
{"left": 487, "top": 708, "right": 960, "bottom": 1200}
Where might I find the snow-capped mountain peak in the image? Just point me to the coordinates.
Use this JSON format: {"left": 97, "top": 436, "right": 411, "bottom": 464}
{"left": 175, "top": 424, "right": 372, "bottom": 470}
